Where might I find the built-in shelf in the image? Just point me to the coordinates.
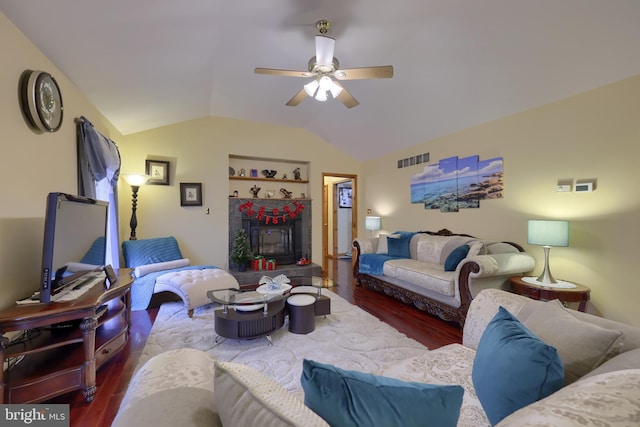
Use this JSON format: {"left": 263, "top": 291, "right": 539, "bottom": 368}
{"left": 229, "top": 176, "right": 309, "bottom": 184}
{"left": 229, "top": 154, "right": 310, "bottom": 199}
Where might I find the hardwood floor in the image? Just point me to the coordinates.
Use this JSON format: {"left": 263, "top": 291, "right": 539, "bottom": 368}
{"left": 62, "top": 257, "right": 462, "bottom": 427}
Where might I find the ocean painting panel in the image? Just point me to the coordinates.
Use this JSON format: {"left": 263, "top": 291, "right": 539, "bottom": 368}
{"left": 457, "top": 155, "right": 480, "bottom": 209}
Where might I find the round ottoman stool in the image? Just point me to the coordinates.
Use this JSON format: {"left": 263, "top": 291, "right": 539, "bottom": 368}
{"left": 287, "top": 294, "right": 316, "bottom": 334}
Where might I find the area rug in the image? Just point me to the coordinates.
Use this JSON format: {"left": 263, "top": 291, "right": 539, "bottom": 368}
{"left": 138, "top": 289, "right": 428, "bottom": 393}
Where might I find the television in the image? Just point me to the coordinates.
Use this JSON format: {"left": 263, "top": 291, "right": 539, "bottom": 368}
{"left": 40, "top": 192, "right": 109, "bottom": 303}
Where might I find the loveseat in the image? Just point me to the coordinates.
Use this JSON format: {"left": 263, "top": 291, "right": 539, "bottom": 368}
{"left": 112, "top": 288, "right": 640, "bottom": 426}
{"left": 352, "top": 229, "right": 536, "bottom": 327}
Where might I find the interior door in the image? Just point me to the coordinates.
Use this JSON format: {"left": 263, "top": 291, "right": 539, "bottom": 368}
{"left": 322, "top": 173, "right": 357, "bottom": 275}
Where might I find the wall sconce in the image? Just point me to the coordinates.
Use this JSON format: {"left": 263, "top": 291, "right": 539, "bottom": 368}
{"left": 122, "top": 173, "right": 148, "bottom": 240}
{"left": 365, "top": 216, "right": 381, "bottom": 237}
{"left": 527, "top": 219, "right": 569, "bottom": 284}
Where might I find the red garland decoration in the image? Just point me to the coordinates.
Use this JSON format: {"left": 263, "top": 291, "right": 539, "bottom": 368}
{"left": 238, "top": 200, "right": 305, "bottom": 223}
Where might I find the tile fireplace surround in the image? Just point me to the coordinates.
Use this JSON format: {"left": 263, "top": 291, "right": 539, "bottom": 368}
{"left": 228, "top": 198, "right": 312, "bottom": 270}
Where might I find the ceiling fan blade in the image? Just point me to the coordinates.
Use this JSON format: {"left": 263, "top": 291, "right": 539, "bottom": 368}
{"left": 255, "top": 67, "right": 313, "bottom": 78}
{"left": 285, "top": 88, "right": 308, "bottom": 106}
{"left": 334, "top": 65, "right": 394, "bottom": 80}
{"left": 332, "top": 81, "right": 359, "bottom": 108}
{"left": 315, "top": 35, "right": 335, "bottom": 67}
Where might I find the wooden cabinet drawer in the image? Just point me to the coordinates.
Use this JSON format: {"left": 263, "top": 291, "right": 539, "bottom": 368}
{"left": 8, "top": 368, "right": 83, "bottom": 403}
{"left": 95, "top": 330, "right": 128, "bottom": 367}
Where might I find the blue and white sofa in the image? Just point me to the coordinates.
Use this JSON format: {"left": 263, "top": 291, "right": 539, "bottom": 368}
{"left": 353, "top": 229, "right": 535, "bottom": 326}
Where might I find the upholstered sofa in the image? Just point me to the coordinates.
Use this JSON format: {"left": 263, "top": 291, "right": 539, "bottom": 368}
{"left": 112, "top": 289, "right": 640, "bottom": 426}
{"left": 352, "top": 229, "right": 536, "bottom": 326}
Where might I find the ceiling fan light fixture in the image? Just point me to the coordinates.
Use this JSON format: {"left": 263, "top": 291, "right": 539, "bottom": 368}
{"left": 328, "top": 80, "right": 343, "bottom": 98}
{"left": 304, "top": 79, "right": 319, "bottom": 97}
{"left": 315, "top": 90, "right": 328, "bottom": 102}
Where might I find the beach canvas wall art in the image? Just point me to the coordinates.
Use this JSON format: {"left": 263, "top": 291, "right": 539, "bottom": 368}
{"left": 410, "top": 155, "right": 503, "bottom": 212}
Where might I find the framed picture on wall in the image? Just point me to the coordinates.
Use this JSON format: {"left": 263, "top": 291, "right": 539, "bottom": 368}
{"left": 146, "top": 159, "right": 170, "bottom": 185}
{"left": 180, "top": 182, "right": 202, "bottom": 206}
{"left": 339, "top": 187, "right": 352, "bottom": 208}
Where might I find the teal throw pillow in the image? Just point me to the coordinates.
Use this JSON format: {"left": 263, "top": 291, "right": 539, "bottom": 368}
{"left": 444, "top": 244, "right": 470, "bottom": 271}
{"left": 301, "top": 359, "right": 464, "bottom": 427}
{"left": 387, "top": 235, "right": 411, "bottom": 258}
{"left": 472, "top": 307, "right": 564, "bottom": 425}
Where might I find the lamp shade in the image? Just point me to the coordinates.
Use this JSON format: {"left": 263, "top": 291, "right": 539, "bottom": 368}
{"left": 365, "top": 216, "right": 381, "bottom": 231}
{"left": 527, "top": 220, "right": 569, "bottom": 247}
{"left": 123, "top": 173, "right": 148, "bottom": 187}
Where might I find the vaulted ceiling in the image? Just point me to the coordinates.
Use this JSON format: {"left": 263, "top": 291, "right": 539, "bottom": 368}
{"left": 2, "top": 1, "right": 640, "bottom": 160}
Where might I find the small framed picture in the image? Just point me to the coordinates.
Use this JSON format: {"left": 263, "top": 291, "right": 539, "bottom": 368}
{"left": 250, "top": 169, "right": 258, "bottom": 177}
{"left": 145, "top": 160, "right": 170, "bottom": 185}
{"left": 180, "top": 182, "right": 202, "bottom": 206}
{"left": 339, "top": 187, "right": 352, "bottom": 208}
{"left": 397, "top": 159, "right": 403, "bottom": 169}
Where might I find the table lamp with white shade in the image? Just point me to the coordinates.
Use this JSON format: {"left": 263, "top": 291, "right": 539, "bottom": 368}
{"left": 365, "top": 216, "right": 381, "bottom": 237}
{"left": 527, "top": 219, "right": 569, "bottom": 284}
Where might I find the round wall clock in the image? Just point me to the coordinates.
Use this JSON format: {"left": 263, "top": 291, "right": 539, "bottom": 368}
{"left": 21, "top": 70, "right": 64, "bottom": 132}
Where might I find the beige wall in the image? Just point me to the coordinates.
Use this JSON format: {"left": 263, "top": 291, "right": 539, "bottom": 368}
{"left": 2, "top": 10, "right": 638, "bottom": 327}
{"left": 117, "top": 117, "right": 361, "bottom": 269}
{"left": 0, "top": 12, "right": 122, "bottom": 309}
{"left": 362, "top": 75, "right": 640, "bottom": 326}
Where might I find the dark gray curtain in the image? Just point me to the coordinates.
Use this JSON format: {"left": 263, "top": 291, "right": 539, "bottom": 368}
{"left": 76, "top": 116, "right": 122, "bottom": 268}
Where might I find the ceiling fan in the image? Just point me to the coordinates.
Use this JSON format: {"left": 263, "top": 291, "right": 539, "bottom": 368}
{"left": 254, "top": 20, "right": 393, "bottom": 108}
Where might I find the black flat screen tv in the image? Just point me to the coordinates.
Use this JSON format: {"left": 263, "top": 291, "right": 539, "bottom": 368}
{"left": 40, "top": 192, "right": 108, "bottom": 303}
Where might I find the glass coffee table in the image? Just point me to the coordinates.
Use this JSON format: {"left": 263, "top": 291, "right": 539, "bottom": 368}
{"left": 207, "top": 276, "right": 333, "bottom": 342}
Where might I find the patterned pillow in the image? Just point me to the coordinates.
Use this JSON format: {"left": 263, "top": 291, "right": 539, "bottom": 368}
{"left": 122, "top": 236, "right": 183, "bottom": 268}
{"left": 496, "top": 369, "right": 640, "bottom": 426}
{"left": 214, "top": 361, "right": 329, "bottom": 427}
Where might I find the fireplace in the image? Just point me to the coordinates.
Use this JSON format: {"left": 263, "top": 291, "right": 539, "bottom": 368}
{"left": 243, "top": 216, "right": 302, "bottom": 265}
{"left": 229, "top": 199, "right": 312, "bottom": 267}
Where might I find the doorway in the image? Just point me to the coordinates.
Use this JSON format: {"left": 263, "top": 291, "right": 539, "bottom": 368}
{"left": 322, "top": 173, "right": 358, "bottom": 276}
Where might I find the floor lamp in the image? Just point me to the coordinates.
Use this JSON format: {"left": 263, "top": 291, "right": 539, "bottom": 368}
{"left": 123, "top": 173, "right": 148, "bottom": 240}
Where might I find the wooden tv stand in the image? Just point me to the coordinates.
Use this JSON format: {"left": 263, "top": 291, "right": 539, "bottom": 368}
{"left": 0, "top": 269, "right": 133, "bottom": 404}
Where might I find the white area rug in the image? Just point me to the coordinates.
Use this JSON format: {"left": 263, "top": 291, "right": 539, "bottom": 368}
{"left": 138, "top": 290, "right": 428, "bottom": 393}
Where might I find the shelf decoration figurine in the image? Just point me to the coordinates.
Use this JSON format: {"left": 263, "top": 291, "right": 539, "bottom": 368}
{"left": 280, "top": 188, "right": 293, "bottom": 198}
{"left": 250, "top": 185, "right": 261, "bottom": 198}
{"left": 293, "top": 168, "right": 302, "bottom": 180}
{"left": 261, "top": 169, "right": 277, "bottom": 178}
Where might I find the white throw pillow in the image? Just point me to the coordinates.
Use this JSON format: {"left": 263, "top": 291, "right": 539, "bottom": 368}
{"left": 376, "top": 234, "right": 400, "bottom": 254}
{"left": 134, "top": 258, "right": 190, "bottom": 277}
{"left": 214, "top": 361, "right": 329, "bottom": 427}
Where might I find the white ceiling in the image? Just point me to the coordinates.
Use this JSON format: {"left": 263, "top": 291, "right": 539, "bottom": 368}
{"left": 2, "top": 1, "right": 640, "bottom": 161}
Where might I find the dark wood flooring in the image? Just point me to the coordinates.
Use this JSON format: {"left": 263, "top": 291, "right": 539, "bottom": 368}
{"left": 62, "top": 258, "right": 462, "bottom": 427}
